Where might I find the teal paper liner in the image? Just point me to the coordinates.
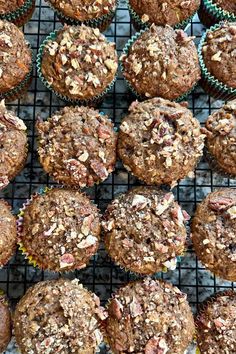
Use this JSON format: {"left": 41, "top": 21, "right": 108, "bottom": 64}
{"left": 46, "top": 0, "right": 118, "bottom": 31}
{"left": 120, "top": 29, "right": 198, "bottom": 102}
{"left": 198, "top": 22, "right": 236, "bottom": 100}
{"left": 36, "top": 29, "right": 118, "bottom": 106}
{"left": 127, "top": 0, "right": 197, "bottom": 31}
{"left": 0, "top": 0, "right": 35, "bottom": 26}
{"left": 198, "top": 0, "right": 236, "bottom": 28}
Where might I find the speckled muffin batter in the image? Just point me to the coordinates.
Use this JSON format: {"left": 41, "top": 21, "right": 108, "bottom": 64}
{"left": 0, "top": 293, "right": 11, "bottom": 353}
{"left": 47, "top": 0, "right": 116, "bottom": 22}
{"left": 36, "top": 106, "right": 117, "bottom": 188}
{"left": 204, "top": 100, "right": 236, "bottom": 176}
{"left": 41, "top": 25, "right": 118, "bottom": 101}
{"left": 118, "top": 98, "right": 205, "bottom": 186}
{"left": 213, "top": 0, "right": 236, "bottom": 14}
{"left": 0, "top": 0, "right": 26, "bottom": 14}
{"left": 129, "top": 0, "right": 200, "bottom": 27}
{"left": 0, "top": 20, "right": 32, "bottom": 95}
{"left": 103, "top": 187, "right": 189, "bottom": 275}
{"left": 196, "top": 290, "right": 236, "bottom": 354}
{"left": 202, "top": 22, "right": 236, "bottom": 89}
{"left": 192, "top": 188, "right": 236, "bottom": 281}
{"left": 14, "top": 278, "right": 106, "bottom": 354}
{"left": 121, "top": 25, "right": 200, "bottom": 100}
{"left": 0, "top": 100, "right": 28, "bottom": 190}
{"left": 105, "top": 277, "right": 195, "bottom": 353}
{"left": 0, "top": 199, "right": 17, "bottom": 266}
{"left": 18, "top": 188, "right": 101, "bottom": 272}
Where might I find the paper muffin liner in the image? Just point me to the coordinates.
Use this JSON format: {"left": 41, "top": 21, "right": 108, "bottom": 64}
{"left": 47, "top": 0, "right": 118, "bottom": 32}
{"left": 121, "top": 29, "right": 198, "bottom": 102}
{"left": 36, "top": 29, "right": 118, "bottom": 107}
{"left": 198, "top": 23, "right": 236, "bottom": 100}
{"left": 198, "top": 0, "right": 236, "bottom": 28}
{"left": 127, "top": 0, "right": 196, "bottom": 31}
{"left": 0, "top": 0, "right": 35, "bottom": 27}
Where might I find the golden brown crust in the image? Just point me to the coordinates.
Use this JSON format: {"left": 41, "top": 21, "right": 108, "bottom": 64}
{"left": 41, "top": 25, "right": 118, "bottom": 101}
{"left": 191, "top": 188, "right": 236, "bottom": 281}
{"left": 0, "top": 199, "right": 17, "bottom": 266}
{"left": 36, "top": 106, "right": 117, "bottom": 188}
{"left": 14, "top": 279, "right": 106, "bottom": 354}
{"left": 105, "top": 278, "right": 195, "bottom": 353}
{"left": 0, "top": 294, "right": 11, "bottom": 353}
{"left": 19, "top": 188, "right": 101, "bottom": 272}
{"left": 118, "top": 98, "right": 205, "bottom": 186}
{"left": 0, "top": 0, "right": 26, "bottom": 14}
{"left": 103, "top": 186, "right": 189, "bottom": 275}
{"left": 213, "top": 0, "right": 236, "bottom": 14}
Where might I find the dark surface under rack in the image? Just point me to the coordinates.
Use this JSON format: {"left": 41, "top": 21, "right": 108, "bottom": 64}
{"left": 0, "top": 0, "right": 235, "bottom": 344}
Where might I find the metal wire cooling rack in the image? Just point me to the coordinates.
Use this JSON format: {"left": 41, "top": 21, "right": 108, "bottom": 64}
{"left": 1, "top": 0, "right": 236, "bottom": 352}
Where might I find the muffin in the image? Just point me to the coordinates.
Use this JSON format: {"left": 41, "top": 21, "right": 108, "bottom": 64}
{"left": 191, "top": 188, "right": 236, "bottom": 281}
{"left": 46, "top": 0, "right": 117, "bottom": 31}
{"left": 203, "top": 100, "right": 236, "bottom": 177}
{"left": 121, "top": 25, "right": 200, "bottom": 101}
{"left": 105, "top": 278, "right": 195, "bottom": 353}
{"left": 0, "top": 292, "right": 11, "bottom": 353}
{"left": 0, "top": 0, "right": 35, "bottom": 27}
{"left": 199, "top": 22, "right": 236, "bottom": 100}
{"left": 0, "top": 199, "right": 17, "bottom": 266}
{"left": 199, "top": 0, "right": 236, "bottom": 28}
{"left": 37, "top": 25, "right": 118, "bottom": 105}
{"left": 14, "top": 278, "right": 106, "bottom": 353}
{"left": 0, "top": 20, "right": 32, "bottom": 101}
{"left": 17, "top": 188, "right": 101, "bottom": 272}
{"left": 0, "top": 100, "right": 28, "bottom": 190}
{"left": 103, "top": 186, "right": 189, "bottom": 275}
{"left": 195, "top": 290, "right": 236, "bottom": 353}
{"left": 118, "top": 98, "right": 205, "bottom": 187}
{"left": 36, "top": 106, "right": 117, "bottom": 188}
{"left": 128, "top": 0, "right": 200, "bottom": 30}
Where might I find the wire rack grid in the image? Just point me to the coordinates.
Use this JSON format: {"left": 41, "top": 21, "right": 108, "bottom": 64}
{"left": 0, "top": 0, "right": 235, "bottom": 352}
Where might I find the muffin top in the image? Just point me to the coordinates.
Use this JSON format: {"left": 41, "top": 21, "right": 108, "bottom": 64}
{"left": 0, "top": 20, "right": 32, "bottom": 94}
{"left": 196, "top": 291, "right": 236, "bottom": 353}
{"left": 0, "top": 293, "right": 11, "bottom": 353}
{"left": 118, "top": 98, "right": 205, "bottom": 186}
{"left": 202, "top": 22, "right": 236, "bottom": 89}
{"left": 213, "top": 0, "right": 236, "bottom": 14}
{"left": 0, "top": 0, "right": 26, "bottom": 15}
{"left": 36, "top": 106, "right": 117, "bottom": 188}
{"left": 14, "top": 279, "right": 106, "bottom": 354}
{"left": 121, "top": 25, "right": 200, "bottom": 100}
{"left": 129, "top": 0, "right": 200, "bottom": 27}
{"left": 0, "top": 199, "right": 17, "bottom": 266}
{"left": 19, "top": 188, "right": 101, "bottom": 272}
{"left": 103, "top": 186, "right": 189, "bottom": 275}
{"left": 191, "top": 188, "right": 236, "bottom": 281}
{"left": 41, "top": 25, "right": 118, "bottom": 101}
{"left": 204, "top": 100, "right": 236, "bottom": 176}
{"left": 105, "top": 278, "right": 195, "bottom": 354}
{"left": 47, "top": 0, "right": 116, "bottom": 21}
{"left": 0, "top": 100, "right": 28, "bottom": 190}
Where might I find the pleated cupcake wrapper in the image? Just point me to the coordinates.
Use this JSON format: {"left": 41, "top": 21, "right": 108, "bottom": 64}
{"left": 36, "top": 30, "right": 118, "bottom": 106}
{"left": 0, "top": 0, "right": 35, "bottom": 26}
{"left": 198, "top": 23, "right": 236, "bottom": 100}
{"left": 200, "top": 0, "right": 236, "bottom": 25}
{"left": 127, "top": 0, "right": 196, "bottom": 31}
{"left": 121, "top": 30, "right": 198, "bottom": 103}
{"left": 47, "top": 0, "right": 118, "bottom": 31}
{"left": 204, "top": 147, "right": 236, "bottom": 180}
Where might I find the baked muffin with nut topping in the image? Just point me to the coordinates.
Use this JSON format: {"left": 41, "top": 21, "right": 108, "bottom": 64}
{"left": 203, "top": 100, "right": 236, "bottom": 177}
{"left": 18, "top": 188, "right": 101, "bottom": 272}
{"left": 105, "top": 278, "right": 195, "bottom": 354}
{"left": 0, "top": 100, "right": 28, "bottom": 190}
{"left": 0, "top": 199, "right": 17, "bottom": 266}
{"left": 196, "top": 290, "right": 236, "bottom": 354}
{"left": 118, "top": 98, "right": 205, "bottom": 186}
{"left": 0, "top": 292, "right": 11, "bottom": 353}
{"left": 14, "top": 279, "right": 106, "bottom": 354}
{"left": 39, "top": 25, "right": 118, "bottom": 103}
{"left": 121, "top": 25, "right": 200, "bottom": 100}
{"left": 192, "top": 188, "right": 236, "bottom": 281}
{"left": 103, "top": 187, "right": 189, "bottom": 274}
{"left": 36, "top": 106, "right": 117, "bottom": 188}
